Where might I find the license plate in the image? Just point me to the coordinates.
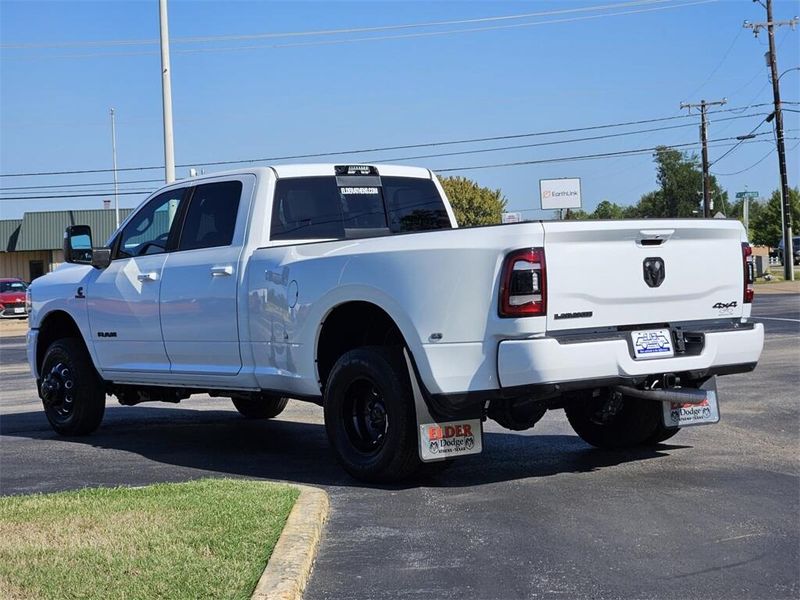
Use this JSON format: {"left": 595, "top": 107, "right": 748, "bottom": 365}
{"left": 662, "top": 381, "right": 720, "bottom": 427}
{"left": 13, "top": 307, "right": 25, "bottom": 314}
{"left": 419, "top": 419, "right": 482, "bottom": 461}
{"left": 631, "top": 328, "right": 674, "bottom": 360}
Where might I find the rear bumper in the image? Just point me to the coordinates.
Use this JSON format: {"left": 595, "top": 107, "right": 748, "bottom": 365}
{"left": 497, "top": 322, "right": 764, "bottom": 388}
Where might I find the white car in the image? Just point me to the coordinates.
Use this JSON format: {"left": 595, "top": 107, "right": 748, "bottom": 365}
{"left": 26, "top": 164, "right": 764, "bottom": 481}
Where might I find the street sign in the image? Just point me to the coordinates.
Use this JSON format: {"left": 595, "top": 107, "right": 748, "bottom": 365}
{"left": 736, "top": 191, "right": 759, "bottom": 199}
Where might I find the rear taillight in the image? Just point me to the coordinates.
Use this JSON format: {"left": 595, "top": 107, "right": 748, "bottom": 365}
{"left": 499, "top": 248, "right": 546, "bottom": 317}
{"left": 742, "top": 243, "right": 754, "bottom": 304}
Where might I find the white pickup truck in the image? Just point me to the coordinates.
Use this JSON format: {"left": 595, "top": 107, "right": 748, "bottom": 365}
{"left": 26, "top": 164, "right": 764, "bottom": 481}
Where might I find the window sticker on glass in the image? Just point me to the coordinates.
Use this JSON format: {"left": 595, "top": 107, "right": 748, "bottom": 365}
{"left": 339, "top": 187, "right": 379, "bottom": 195}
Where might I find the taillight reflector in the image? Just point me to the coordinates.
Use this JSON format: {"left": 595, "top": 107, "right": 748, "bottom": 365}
{"left": 742, "top": 242, "right": 754, "bottom": 304}
{"left": 499, "top": 248, "right": 546, "bottom": 317}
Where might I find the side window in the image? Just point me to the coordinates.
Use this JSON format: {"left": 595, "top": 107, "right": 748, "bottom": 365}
{"left": 270, "top": 177, "right": 344, "bottom": 240}
{"left": 178, "top": 181, "right": 242, "bottom": 251}
{"left": 117, "top": 189, "right": 185, "bottom": 258}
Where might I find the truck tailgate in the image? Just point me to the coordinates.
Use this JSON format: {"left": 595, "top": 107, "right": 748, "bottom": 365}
{"left": 542, "top": 219, "right": 747, "bottom": 332}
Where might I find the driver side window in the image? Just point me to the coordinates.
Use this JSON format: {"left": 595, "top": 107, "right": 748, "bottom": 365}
{"left": 117, "top": 189, "right": 185, "bottom": 258}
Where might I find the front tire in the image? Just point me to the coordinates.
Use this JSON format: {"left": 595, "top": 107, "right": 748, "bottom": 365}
{"left": 231, "top": 394, "right": 288, "bottom": 419}
{"left": 564, "top": 389, "right": 661, "bottom": 449}
{"left": 39, "top": 338, "right": 105, "bottom": 436}
{"left": 323, "top": 347, "right": 419, "bottom": 483}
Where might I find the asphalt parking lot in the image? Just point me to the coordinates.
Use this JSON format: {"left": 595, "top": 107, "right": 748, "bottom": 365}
{"left": 1, "top": 293, "right": 798, "bottom": 600}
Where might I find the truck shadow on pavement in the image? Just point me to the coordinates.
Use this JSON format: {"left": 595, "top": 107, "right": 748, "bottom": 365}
{"left": 0, "top": 405, "right": 688, "bottom": 490}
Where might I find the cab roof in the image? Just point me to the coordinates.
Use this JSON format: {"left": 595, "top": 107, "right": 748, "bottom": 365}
{"left": 170, "top": 164, "right": 433, "bottom": 184}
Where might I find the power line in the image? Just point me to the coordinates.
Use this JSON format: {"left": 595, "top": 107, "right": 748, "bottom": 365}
{"left": 0, "top": 191, "right": 153, "bottom": 201}
{"left": 709, "top": 115, "right": 770, "bottom": 166}
{"left": 0, "top": 106, "right": 773, "bottom": 179}
{"left": 170, "top": 1, "right": 720, "bottom": 55}
{"left": 378, "top": 117, "right": 770, "bottom": 164}
{"left": 0, "top": 114, "right": 768, "bottom": 193}
{"left": 1, "top": 136, "right": 785, "bottom": 200}
{"left": 711, "top": 148, "right": 776, "bottom": 176}
{"left": 10, "top": 0, "right": 718, "bottom": 60}
{"left": 0, "top": 0, "right": 676, "bottom": 50}
{"left": 685, "top": 28, "right": 743, "bottom": 99}
{"left": 0, "top": 178, "right": 163, "bottom": 191}
{"left": 435, "top": 137, "right": 789, "bottom": 174}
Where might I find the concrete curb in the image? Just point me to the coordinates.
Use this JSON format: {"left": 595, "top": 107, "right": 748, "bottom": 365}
{"left": 252, "top": 484, "right": 330, "bottom": 600}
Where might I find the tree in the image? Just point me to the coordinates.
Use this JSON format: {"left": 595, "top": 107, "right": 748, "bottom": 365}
{"left": 629, "top": 146, "right": 727, "bottom": 218}
{"left": 564, "top": 209, "right": 589, "bottom": 220}
{"left": 748, "top": 187, "right": 800, "bottom": 246}
{"left": 592, "top": 200, "right": 627, "bottom": 220}
{"left": 437, "top": 175, "right": 507, "bottom": 227}
{"left": 564, "top": 202, "right": 628, "bottom": 220}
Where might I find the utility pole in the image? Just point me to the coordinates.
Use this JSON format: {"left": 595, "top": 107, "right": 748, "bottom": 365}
{"left": 744, "top": 1, "right": 798, "bottom": 281}
{"left": 680, "top": 98, "right": 727, "bottom": 217}
{"left": 159, "top": 0, "right": 176, "bottom": 184}
{"left": 110, "top": 108, "right": 120, "bottom": 228}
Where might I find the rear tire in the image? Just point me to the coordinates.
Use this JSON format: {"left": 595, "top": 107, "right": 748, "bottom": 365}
{"left": 642, "top": 423, "right": 681, "bottom": 446}
{"left": 323, "top": 346, "right": 419, "bottom": 483}
{"left": 564, "top": 389, "right": 661, "bottom": 449}
{"left": 39, "top": 338, "right": 105, "bottom": 436}
{"left": 231, "top": 394, "right": 288, "bottom": 419}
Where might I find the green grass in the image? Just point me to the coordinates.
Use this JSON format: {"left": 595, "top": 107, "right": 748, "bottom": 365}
{"left": 0, "top": 479, "right": 298, "bottom": 600}
{"left": 755, "top": 266, "right": 800, "bottom": 284}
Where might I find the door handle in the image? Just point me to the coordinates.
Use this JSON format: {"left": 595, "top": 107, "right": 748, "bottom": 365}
{"left": 211, "top": 265, "right": 234, "bottom": 277}
{"left": 137, "top": 272, "right": 158, "bottom": 282}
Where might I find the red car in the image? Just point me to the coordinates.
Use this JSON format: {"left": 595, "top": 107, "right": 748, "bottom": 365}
{"left": 0, "top": 278, "right": 28, "bottom": 318}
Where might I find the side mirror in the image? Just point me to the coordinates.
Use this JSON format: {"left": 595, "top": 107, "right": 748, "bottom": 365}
{"left": 63, "top": 225, "right": 111, "bottom": 269}
{"left": 64, "top": 225, "right": 93, "bottom": 265}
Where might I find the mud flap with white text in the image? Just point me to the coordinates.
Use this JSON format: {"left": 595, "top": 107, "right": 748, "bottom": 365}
{"left": 403, "top": 349, "right": 483, "bottom": 462}
{"left": 661, "top": 376, "right": 720, "bottom": 428}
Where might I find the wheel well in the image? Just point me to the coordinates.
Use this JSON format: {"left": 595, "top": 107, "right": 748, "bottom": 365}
{"left": 36, "top": 311, "right": 84, "bottom": 375}
{"left": 317, "top": 302, "right": 406, "bottom": 391}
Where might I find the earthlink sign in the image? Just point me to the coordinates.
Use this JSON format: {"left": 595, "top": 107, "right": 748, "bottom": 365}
{"left": 540, "top": 177, "right": 582, "bottom": 210}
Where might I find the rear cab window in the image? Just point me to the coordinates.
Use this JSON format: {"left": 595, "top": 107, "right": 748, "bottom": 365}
{"left": 270, "top": 167, "right": 451, "bottom": 242}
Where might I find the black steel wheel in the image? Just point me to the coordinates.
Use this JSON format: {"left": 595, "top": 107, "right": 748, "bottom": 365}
{"left": 39, "top": 338, "right": 105, "bottom": 436}
{"left": 323, "top": 347, "right": 419, "bottom": 482}
{"left": 232, "top": 394, "right": 288, "bottom": 419}
{"left": 564, "top": 389, "right": 661, "bottom": 449}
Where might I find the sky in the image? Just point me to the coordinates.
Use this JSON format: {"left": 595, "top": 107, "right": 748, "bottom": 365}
{"left": 1, "top": 0, "right": 799, "bottom": 221}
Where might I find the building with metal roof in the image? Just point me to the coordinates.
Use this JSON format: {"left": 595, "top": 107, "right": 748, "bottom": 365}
{"left": 0, "top": 209, "right": 130, "bottom": 281}
{"left": 0, "top": 219, "right": 21, "bottom": 253}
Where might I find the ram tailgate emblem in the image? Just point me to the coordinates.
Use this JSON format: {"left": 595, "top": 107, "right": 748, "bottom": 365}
{"left": 643, "top": 257, "right": 665, "bottom": 288}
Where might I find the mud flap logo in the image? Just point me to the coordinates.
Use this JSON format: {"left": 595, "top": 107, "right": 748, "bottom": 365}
{"left": 662, "top": 391, "right": 720, "bottom": 427}
{"left": 419, "top": 420, "right": 482, "bottom": 461}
